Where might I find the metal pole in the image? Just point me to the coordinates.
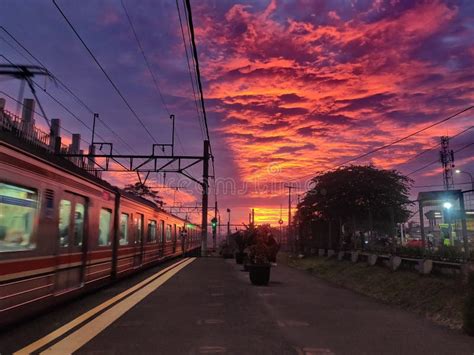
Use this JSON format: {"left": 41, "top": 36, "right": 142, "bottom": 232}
{"left": 459, "top": 192, "right": 470, "bottom": 260}
{"left": 92, "top": 113, "right": 98, "bottom": 144}
{"left": 419, "top": 201, "right": 425, "bottom": 255}
{"left": 213, "top": 199, "right": 217, "bottom": 251}
{"left": 170, "top": 114, "right": 175, "bottom": 157}
{"left": 201, "top": 140, "right": 209, "bottom": 257}
{"left": 227, "top": 209, "right": 231, "bottom": 239}
{"left": 287, "top": 186, "right": 293, "bottom": 251}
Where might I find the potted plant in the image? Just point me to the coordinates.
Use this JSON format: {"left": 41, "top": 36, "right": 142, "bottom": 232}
{"left": 233, "top": 231, "right": 249, "bottom": 264}
{"left": 219, "top": 241, "right": 234, "bottom": 259}
{"left": 248, "top": 240, "right": 271, "bottom": 285}
{"left": 247, "top": 226, "right": 279, "bottom": 285}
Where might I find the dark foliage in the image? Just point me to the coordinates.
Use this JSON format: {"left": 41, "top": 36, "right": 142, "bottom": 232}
{"left": 123, "top": 182, "right": 163, "bottom": 206}
{"left": 296, "top": 165, "right": 413, "bottom": 237}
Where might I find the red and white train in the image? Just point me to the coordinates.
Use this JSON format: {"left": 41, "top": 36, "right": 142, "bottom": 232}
{"left": 0, "top": 129, "right": 201, "bottom": 328}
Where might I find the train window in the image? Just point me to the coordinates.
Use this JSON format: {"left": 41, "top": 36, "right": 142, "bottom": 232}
{"left": 99, "top": 209, "right": 112, "bottom": 246}
{"left": 120, "top": 213, "right": 129, "bottom": 245}
{"left": 0, "top": 183, "right": 37, "bottom": 252}
{"left": 148, "top": 220, "right": 157, "bottom": 242}
{"left": 136, "top": 213, "right": 143, "bottom": 244}
{"left": 159, "top": 220, "right": 165, "bottom": 243}
{"left": 59, "top": 199, "right": 72, "bottom": 247}
{"left": 166, "top": 224, "right": 172, "bottom": 242}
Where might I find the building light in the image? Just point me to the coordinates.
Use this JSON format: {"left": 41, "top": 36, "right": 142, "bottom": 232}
{"left": 443, "top": 202, "right": 453, "bottom": 209}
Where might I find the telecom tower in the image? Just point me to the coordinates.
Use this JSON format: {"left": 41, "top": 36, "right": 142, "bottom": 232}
{"left": 439, "top": 136, "right": 455, "bottom": 190}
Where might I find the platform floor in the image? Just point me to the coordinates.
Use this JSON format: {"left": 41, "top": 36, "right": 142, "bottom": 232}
{"left": 2, "top": 257, "right": 474, "bottom": 354}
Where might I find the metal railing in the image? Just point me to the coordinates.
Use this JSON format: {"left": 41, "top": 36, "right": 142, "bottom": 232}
{"left": 1, "top": 108, "right": 101, "bottom": 178}
{"left": 0, "top": 109, "right": 52, "bottom": 151}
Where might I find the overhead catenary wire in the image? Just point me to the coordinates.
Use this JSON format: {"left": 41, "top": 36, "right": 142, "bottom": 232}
{"left": 120, "top": 0, "right": 186, "bottom": 156}
{"left": 175, "top": 0, "right": 205, "bottom": 140}
{"left": 183, "top": 0, "right": 218, "bottom": 200}
{"left": 0, "top": 26, "right": 137, "bottom": 154}
{"left": 183, "top": 0, "right": 211, "bottom": 146}
{"left": 52, "top": 0, "right": 159, "bottom": 144}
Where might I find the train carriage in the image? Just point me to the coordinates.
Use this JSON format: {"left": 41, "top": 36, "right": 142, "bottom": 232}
{"left": 0, "top": 129, "right": 200, "bottom": 328}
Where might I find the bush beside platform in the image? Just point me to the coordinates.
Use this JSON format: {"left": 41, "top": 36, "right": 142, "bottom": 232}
{"left": 279, "top": 252, "right": 468, "bottom": 331}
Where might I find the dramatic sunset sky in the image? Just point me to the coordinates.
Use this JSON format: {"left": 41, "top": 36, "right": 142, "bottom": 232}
{"left": 1, "top": 0, "right": 473, "bottom": 226}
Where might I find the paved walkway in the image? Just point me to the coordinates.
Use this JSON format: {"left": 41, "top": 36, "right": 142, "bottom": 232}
{"left": 2, "top": 257, "right": 474, "bottom": 354}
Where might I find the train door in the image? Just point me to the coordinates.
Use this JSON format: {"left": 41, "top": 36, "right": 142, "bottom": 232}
{"left": 159, "top": 220, "right": 165, "bottom": 257}
{"left": 55, "top": 193, "right": 87, "bottom": 294}
{"left": 133, "top": 213, "right": 144, "bottom": 268}
{"left": 172, "top": 224, "right": 177, "bottom": 253}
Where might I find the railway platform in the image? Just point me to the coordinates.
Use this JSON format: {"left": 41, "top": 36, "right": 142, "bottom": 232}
{"left": 2, "top": 257, "right": 474, "bottom": 354}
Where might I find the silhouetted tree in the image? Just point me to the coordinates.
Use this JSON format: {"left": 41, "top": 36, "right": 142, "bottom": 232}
{"left": 123, "top": 182, "right": 163, "bottom": 206}
{"left": 295, "top": 165, "right": 413, "bottom": 238}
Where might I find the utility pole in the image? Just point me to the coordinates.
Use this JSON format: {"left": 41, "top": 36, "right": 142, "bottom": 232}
{"left": 252, "top": 208, "right": 255, "bottom": 225}
{"left": 285, "top": 184, "right": 296, "bottom": 252}
{"left": 201, "top": 140, "right": 209, "bottom": 257}
{"left": 440, "top": 136, "right": 455, "bottom": 190}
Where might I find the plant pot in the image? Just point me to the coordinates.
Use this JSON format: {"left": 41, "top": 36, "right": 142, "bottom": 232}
{"left": 235, "top": 252, "right": 246, "bottom": 264}
{"left": 248, "top": 263, "right": 271, "bottom": 286}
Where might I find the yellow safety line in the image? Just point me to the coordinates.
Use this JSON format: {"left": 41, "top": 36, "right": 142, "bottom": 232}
{"left": 40, "top": 257, "right": 196, "bottom": 354}
{"left": 14, "top": 258, "right": 191, "bottom": 355}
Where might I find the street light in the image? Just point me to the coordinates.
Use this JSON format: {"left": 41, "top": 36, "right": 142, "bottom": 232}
{"left": 455, "top": 169, "right": 474, "bottom": 190}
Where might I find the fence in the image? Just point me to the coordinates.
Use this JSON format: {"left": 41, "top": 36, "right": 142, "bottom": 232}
{"left": 1, "top": 108, "right": 101, "bottom": 179}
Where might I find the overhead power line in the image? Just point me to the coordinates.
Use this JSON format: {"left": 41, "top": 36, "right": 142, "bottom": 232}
{"left": 407, "top": 141, "right": 474, "bottom": 176}
{"left": 120, "top": 0, "right": 186, "bottom": 155}
{"left": 183, "top": 0, "right": 211, "bottom": 144}
{"left": 175, "top": 0, "right": 205, "bottom": 140}
{"left": 52, "top": 0, "right": 158, "bottom": 144}
{"left": 401, "top": 125, "right": 473, "bottom": 165}
{"left": 291, "top": 105, "right": 474, "bottom": 182}
{"left": 183, "top": 0, "right": 217, "bottom": 194}
{"left": 120, "top": 0, "right": 169, "bottom": 116}
{"left": 0, "top": 26, "right": 136, "bottom": 154}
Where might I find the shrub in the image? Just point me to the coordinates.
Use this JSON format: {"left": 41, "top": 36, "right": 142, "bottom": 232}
{"left": 246, "top": 225, "right": 280, "bottom": 264}
{"left": 463, "top": 272, "right": 474, "bottom": 336}
{"left": 430, "top": 246, "right": 465, "bottom": 262}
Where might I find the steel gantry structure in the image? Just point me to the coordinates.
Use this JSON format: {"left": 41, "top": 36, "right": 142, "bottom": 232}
{"left": 60, "top": 136, "right": 211, "bottom": 257}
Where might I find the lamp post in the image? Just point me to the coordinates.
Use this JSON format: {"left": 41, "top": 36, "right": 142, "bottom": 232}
{"left": 455, "top": 169, "right": 474, "bottom": 190}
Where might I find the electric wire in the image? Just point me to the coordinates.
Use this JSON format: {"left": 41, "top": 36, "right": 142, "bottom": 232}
{"left": 120, "top": 0, "right": 186, "bottom": 155}
{"left": 402, "top": 125, "right": 473, "bottom": 165}
{"left": 183, "top": 0, "right": 218, "bottom": 205}
{"left": 52, "top": 0, "right": 158, "bottom": 144}
{"left": 175, "top": 0, "right": 205, "bottom": 140}
{"left": 0, "top": 26, "right": 137, "bottom": 154}
{"left": 290, "top": 105, "right": 474, "bottom": 182}
{"left": 407, "top": 141, "right": 474, "bottom": 176}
